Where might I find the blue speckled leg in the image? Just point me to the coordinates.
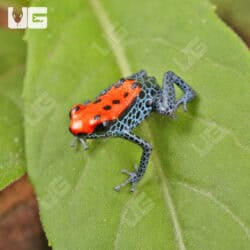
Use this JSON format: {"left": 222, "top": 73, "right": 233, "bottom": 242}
{"left": 153, "top": 71, "right": 196, "bottom": 116}
{"left": 114, "top": 131, "right": 152, "bottom": 192}
{"left": 166, "top": 71, "right": 196, "bottom": 111}
{"left": 127, "top": 70, "right": 147, "bottom": 81}
{"left": 112, "top": 70, "right": 147, "bottom": 89}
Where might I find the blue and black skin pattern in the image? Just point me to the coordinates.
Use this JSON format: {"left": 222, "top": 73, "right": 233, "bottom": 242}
{"left": 69, "top": 70, "right": 196, "bottom": 192}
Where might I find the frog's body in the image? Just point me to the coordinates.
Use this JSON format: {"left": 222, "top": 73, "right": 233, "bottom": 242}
{"left": 69, "top": 70, "right": 196, "bottom": 192}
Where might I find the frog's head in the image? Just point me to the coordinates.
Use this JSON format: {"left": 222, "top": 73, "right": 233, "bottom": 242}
{"left": 69, "top": 102, "right": 108, "bottom": 137}
{"left": 69, "top": 104, "right": 89, "bottom": 136}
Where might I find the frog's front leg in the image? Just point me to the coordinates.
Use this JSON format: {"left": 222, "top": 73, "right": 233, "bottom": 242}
{"left": 114, "top": 131, "right": 152, "bottom": 192}
{"left": 153, "top": 71, "right": 196, "bottom": 116}
{"left": 70, "top": 136, "right": 89, "bottom": 150}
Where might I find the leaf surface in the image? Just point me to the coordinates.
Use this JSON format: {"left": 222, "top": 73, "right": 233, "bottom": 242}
{"left": 23, "top": 0, "right": 250, "bottom": 249}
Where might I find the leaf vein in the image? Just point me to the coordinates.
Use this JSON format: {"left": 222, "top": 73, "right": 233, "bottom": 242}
{"left": 89, "top": 0, "right": 186, "bottom": 249}
{"left": 172, "top": 180, "right": 250, "bottom": 239}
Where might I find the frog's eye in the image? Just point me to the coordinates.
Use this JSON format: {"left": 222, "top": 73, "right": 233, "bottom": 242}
{"left": 69, "top": 105, "right": 81, "bottom": 118}
{"left": 72, "top": 105, "right": 80, "bottom": 113}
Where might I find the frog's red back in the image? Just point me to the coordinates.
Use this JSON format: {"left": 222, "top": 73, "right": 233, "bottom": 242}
{"left": 70, "top": 79, "right": 142, "bottom": 134}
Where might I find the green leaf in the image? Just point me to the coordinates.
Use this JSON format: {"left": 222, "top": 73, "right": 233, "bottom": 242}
{"left": 23, "top": 0, "right": 250, "bottom": 249}
{"left": 0, "top": 29, "right": 26, "bottom": 189}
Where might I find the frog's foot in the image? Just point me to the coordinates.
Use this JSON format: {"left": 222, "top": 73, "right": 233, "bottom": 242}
{"left": 114, "top": 168, "right": 139, "bottom": 192}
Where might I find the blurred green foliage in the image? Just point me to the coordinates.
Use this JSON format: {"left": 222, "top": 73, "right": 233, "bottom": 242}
{"left": 0, "top": 28, "right": 26, "bottom": 189}
{"left": 212, "top": 0, "right": 250, "bottom": 46}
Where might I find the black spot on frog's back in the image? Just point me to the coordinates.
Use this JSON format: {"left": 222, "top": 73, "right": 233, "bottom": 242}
{"left": 112, "top": 100, "right": 120, "bottom": 104}
{"left": 103, "top": 105, "right": 112, "bottom": 110}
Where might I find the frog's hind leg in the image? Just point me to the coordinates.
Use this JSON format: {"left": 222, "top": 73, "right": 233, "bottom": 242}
{"left": 153, "top": 71, "right": 196, "bottom": 116}
{"left": 114, "top": 70, "right": 147, "bottom": 88}
{"left": 114, "top": 131, "right": 152, "bottom": 192}
{"left": 127, "top": 70, "right": 147, "bottom": 81}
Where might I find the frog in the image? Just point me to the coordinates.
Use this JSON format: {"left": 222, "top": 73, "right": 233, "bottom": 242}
{"left": 69, "top": 70, "right": 196, "bottom": 192}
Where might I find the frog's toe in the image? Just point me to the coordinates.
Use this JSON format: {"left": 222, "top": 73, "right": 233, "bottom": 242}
{"left": 183, "top": 101, "right": 188, "bottom": 112}
{"left": 176, "top": 100, "right": 188, "bottom": 112}
{"left": 121, "top": 169, "right": 133, "bottom": 175}
{"left": 114, "top": 179, "right": 130, "bottom": 192}
{"left": 114, "top": 170, "right": 139, "bottom": 192}
{"left": 130, "top": 182, "right": 136, "bottom": 192}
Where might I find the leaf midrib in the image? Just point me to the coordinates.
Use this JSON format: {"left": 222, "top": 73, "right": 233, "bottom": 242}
{"left": 89, "top": 0, "right": 186, "bottom": 249}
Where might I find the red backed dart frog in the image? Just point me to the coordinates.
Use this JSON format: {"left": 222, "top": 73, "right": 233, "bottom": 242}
{"left": 69, "top": 70, "right": 196, "bottom": 192}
